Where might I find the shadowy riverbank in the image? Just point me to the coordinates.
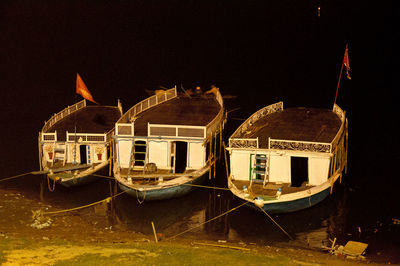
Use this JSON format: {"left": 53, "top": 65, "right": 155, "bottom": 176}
{"left": 0, "top": 188, "right": 379, "bottom": 265}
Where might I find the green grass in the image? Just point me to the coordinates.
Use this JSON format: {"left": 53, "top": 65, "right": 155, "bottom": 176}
{"left": 55, "top": 242, "right": 290, "bottom": 266}
{"left": 0, "top": 238, "right": 291, "bottom": 266}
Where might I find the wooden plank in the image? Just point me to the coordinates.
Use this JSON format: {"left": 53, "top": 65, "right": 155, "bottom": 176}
{"left": 31, "top": 164, "right": 92, "bottom": 175}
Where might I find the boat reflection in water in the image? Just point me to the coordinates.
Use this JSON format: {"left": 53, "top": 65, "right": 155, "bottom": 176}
{"left": 77, "top": 177, "right": 348, "bottom": 247}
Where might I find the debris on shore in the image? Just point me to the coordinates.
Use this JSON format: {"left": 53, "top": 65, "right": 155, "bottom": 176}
{"left": 323, "top": 238, "right": 368, "bottom": 260}
{"left": 31, "top": 210, "right": 52, "bottom": 229}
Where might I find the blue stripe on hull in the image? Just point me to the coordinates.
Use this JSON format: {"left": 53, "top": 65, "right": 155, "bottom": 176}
{"left": 119, "top": 174, "right": 208, "bottom": 201}
{"left": 244, "top": 187, "right": 331, "bottom": 214}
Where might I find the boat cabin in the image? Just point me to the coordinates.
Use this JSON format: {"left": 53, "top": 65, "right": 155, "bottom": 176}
{"left": 113, "top": 87, "right": 224, "bottom": 177}
{"left": 228, "top": 102, "right": 347, "bottom": 194}
{"left": 40, "top": 100, "right": 122, "bottom": 170}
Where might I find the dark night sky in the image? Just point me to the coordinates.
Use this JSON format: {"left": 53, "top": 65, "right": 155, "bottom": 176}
{"left": 0, "top": 0, "right": 394, "bottom": 175}
{"left": 0, "top": 2, "right": 398, "bottom": 261}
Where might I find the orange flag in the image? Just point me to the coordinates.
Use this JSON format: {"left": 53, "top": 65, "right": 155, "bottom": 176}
{"left": 76, "top": 73, "right": 98, "bottom": 104}
{"left": 343, "top": 45, "right": 351, "bottom": 80}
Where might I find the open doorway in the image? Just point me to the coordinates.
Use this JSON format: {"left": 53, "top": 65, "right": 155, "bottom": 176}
{"left": 291, "top": 156, "right": 308, "bottom": 187}
{"left": 174, "top": 141, "right": 187, "bottom": 173}
{"left": 80, "top": 145, "right": 87, "bottom": 164}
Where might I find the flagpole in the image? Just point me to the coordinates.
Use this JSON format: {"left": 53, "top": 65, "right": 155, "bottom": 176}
{"left": 74, "top": 73, "right": 80, "bottom": 164}
{"left": 334, "top": 60, "right": 344, "bottom": 106}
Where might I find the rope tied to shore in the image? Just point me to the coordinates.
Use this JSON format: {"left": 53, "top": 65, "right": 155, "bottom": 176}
{"left": 41, "top": 190, "right": 127, "bottom": 216}
{"left": 0, "top": 172, "right": 32, "bottom": 182}
{"left": 166, "top": 201, "right": 248, "bottom": 240}
{"left": 181, "top": 183, "right": 230, "bottom": 191}
{"left": 258, "top": 207, "right": 294, "bottom": 240}
{"left": 91, "top": 174, "right": 114, "bottom": 180}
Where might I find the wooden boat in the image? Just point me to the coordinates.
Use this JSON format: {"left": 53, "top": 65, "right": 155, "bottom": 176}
{"left": 112, "top": 86, "right": 225, "bottom": 201}
{"left": 38, "top": 99, "right": 122, "bottom": 187}
{"left": 226, "top": 102, "right": 348, "bottom": 213}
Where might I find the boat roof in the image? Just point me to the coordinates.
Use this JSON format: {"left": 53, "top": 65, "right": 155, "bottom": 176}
{"left": 131, "top": 94, "right": 221, "bottom": 136}
{"left": 46, "top": 105, "right": 121, "bottom": 141}
{"left": 234, "top": 107, "right": 342, "bottom": 148}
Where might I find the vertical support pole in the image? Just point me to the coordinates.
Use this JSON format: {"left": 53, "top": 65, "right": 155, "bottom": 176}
{"left": 334, "top": 147, "right": 337, "bottom": 175}
{"left": 38, "top": 132, "right": 43, "bottom": 171}
{"left": 209, "top": 135, "right": 212, "bottom": 180}
{"left": 223, "top": 141, "right": 229, "bottom": 178}
{"left": 330, "top": 146, "right": 338, "bottom": 194}
{"left": 151, "top": 221, "right": 158, "bottom": 243}
{"left": 339, "top": 137, "right": 344, "bottom": 183}
{"left": 108, "top": 180, "right": 113, "bottom": 210}
{"left": 213, "top": 132, "right": 217, "bottom": 179}
{"left": 219, "top": 123, "right": 223, "bottom": 160}
{"left": 345, "top": 118, "right": 348, "bottom": 174}
{"left": 109, "top": 139, "right": 113, "bottom": 177}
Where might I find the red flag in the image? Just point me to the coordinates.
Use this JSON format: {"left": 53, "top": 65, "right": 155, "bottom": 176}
{"left": 343, "top": 45, "right": 351, "bottom": 80}
{"left": 76, "top": 73, "right": 98, "bottom": 104}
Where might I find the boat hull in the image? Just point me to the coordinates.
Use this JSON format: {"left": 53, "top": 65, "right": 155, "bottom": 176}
{"left": 118, "top": 172, "right": 208, "bottom": 201}
{"left": 241, "top": 186, "right": 331, "bottom": 214}
{"left": 49, "top": 173, "right": 98, "bottom": 188}
{"left": 47, "top": 163, "right": 109, "bottom": 188}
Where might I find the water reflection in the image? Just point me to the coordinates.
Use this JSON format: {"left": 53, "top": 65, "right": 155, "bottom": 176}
{"left": 4, "top": 169, "right": 350, "bottom": 249}
{"left": 4, "top": 166, "right": 399, "bottom": 263}
{"left": 70, "top": 176, "right": 350, "bottom": 248}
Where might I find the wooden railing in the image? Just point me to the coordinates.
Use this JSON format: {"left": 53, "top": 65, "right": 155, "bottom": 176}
{"left": 206, "top": 88, "right": 225, "bottom": 137}
{"left": 41, "top": 132, "right": 57, "bottom": 142}
{"left": 268, "top": 138, "right": 331, "bottom": 153}
{"left": 229, "top": 138, "right": 259, "bottom": 148}
{"left": 66, "top": 132, "right": 106, "bottom": 143}
{"left": 118, "top": 87, "right": 177, "bottom": 124}
{"left": 42, "top": 100, "right": 86, "bottom": 133}
{"left": 148, "top": 123, "right": 206, "bottom": 139}
{"left": 331, "top": 104, "right": 346, "bottom": 150}
{"left": 230, "top": 102, "right": 283, "bottom": 139}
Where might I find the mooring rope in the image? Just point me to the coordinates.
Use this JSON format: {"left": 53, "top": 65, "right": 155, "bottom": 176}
{"left": 43, "top": 190, "right": 128, "bottom": 215}
{"left": 166, "top": 201, "right": 248, "bottom": 240}
{"left": 181, "top": 183, "right": 230, "bottom": 191}
{"left": 258, "top": 207, "right": 294, "bottom": 240}
{"left": 0, "top": 172, "right": 32, "bottom": 182}
{"left": 47, "top": 175, "right": 56, "bottom": 192}
{"left": 91, "top": 173, "right": 115, "bottom": 180}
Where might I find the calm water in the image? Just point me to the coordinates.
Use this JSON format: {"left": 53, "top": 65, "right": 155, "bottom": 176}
{"left": 0, "top": 1, "right": 396, "bottom": 263}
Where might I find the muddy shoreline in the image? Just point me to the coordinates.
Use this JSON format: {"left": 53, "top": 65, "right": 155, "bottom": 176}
{"left": 0, "top": 188, "right": 380, "bottom": 265}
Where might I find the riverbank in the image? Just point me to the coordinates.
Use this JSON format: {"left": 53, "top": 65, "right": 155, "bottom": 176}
{"left": 0, "top": 237, "right": 371, "bottom": 266}
{"left": 0, "top": 188, "right": 378, "bottom": 265}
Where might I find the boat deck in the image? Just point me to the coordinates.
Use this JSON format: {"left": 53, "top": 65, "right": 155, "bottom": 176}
{"left": 117, "top": 168, "right": 196, "bottom": 185}
{"left": 235, "top": 108, "right": 341, "bottom": 148}
{"left": 119, "top": 168, "right": 195, "bottom": 178}
{"left": 122, "top": 94, "right": 221, "bottom": 136}
{"left": 46, "top": 106, "right": 121, "bottom": 141}
{"left": 231, "top": 179, "right": 314, "bottom": 197}
{"left": 44, "top": 161, "right": 102, "bottom": 171}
